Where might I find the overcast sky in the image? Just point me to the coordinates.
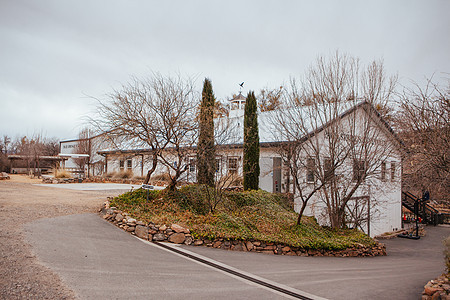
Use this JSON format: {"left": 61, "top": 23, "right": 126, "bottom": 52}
{"left": 1, "top": 0, "right": 449, "bottom": 140}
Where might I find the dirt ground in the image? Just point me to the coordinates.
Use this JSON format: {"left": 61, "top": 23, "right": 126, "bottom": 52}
{"left": 0, "top": 175, "right": 124, "bottom": 299}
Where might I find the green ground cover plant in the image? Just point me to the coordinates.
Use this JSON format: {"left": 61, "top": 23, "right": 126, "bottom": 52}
{"left": 110, "top": 185, "right": 375, "bottom": 250}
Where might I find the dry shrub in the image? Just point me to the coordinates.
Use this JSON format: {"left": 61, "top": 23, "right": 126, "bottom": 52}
{"left": 151, "top": 173, "right": 171, "bottom": 183}
{"left": 104, "top": 172, "right": 116, "bottom": 178}
{"left": 113, "top": 170, "right": 133, "bottom": 179}
{"left": 54, "top": 169, "right": 72, "bottom": 179}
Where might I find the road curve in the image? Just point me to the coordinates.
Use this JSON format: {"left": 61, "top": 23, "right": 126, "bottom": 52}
{"left": 25, "top": 213, "right": 313, "bottom": 299}
{"left": 25, "top": 213, "right": 449, "bottom": 299}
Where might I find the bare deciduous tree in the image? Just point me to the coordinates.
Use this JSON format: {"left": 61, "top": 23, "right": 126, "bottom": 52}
{"left": 396, "top": 76, "right": 449, "bottom": 201}
{"left": 258, "top": 86, "right": 284, "bottom": 112}
{"left": 272, "top": 52, "right": 399, "bottom": 228}
{"left": 0, "top": 135, "right": 11, "bottom": 154}
{"left": 214, "top": 100, "right": 229, "bottom": 118}
{"left": 0, "top": 135, "right": 11, "bottom": 172}
{"left": 73, "top": 128, "right": 91, "bottom": 176}
{"left": 7, "top": 134, "right": 59, "bottom": 176}
{"left": 201, "top": 166, "right": 243, "bottom": 213}
{"left": 93, "top": 73, "right": 198, "bottom": 189}
{"left": 41, "top": 137, "right": 59, "bottom": 156}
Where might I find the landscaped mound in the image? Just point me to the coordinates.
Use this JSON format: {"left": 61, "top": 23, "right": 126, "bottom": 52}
{"left": 109, "top": 185, "right": 376, "bottom": 251}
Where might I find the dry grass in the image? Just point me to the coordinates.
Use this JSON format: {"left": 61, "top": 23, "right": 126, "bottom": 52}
{"left": 150, "top": 173, "right": 171, "bottom": 183}
{"left": 103, "top": 172, "right": 116, "bottom": 178}
{"left": 113, "top": 170, "right": 133, "bottom": 179}
{"left": 54, "top": 169, "right": 72, "bottom": 179}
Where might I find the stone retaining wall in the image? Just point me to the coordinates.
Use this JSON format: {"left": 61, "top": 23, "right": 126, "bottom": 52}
{"left": 42, "top": 177, "right": 80, "bottom": 184}
{"left": 100, "top": 202, "right": 386, "bottom": 257}
{"left": 41, "top": 177, "right": 144, "bottom": 185}
{"left": 422, "top": 274, "right": 450, "bottom": 299}
{"left": 84, "top": 176, "right": 172, "bottom": 187}
{"left": 84, "top": 177, "right": 145, "bottom": 185}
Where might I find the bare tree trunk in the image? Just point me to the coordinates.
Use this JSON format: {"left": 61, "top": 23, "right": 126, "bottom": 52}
{"left": 37, "top": 156, "right": 41, "bottom": 178}
{"left": 296, "top": 201, "right": 307, "bottom": 225}
{"left": 168, "top": 177, "right": 178, "bottom": 191}
{"left": 144, "top": 153, "right": 158, "bottom": 184}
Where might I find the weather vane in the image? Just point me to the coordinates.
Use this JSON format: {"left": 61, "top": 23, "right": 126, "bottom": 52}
{"left": 239, "top": 82, "right": 244, "bottom": 93}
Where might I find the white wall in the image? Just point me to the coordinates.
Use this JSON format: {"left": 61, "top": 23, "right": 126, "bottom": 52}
{"left": 302, "top": 172, "right": 402, "bottom": 237}
{"left": 296, "top": 107, "right": 403, "bottom": 237}
{"left": 60, "top": 136, "right": 107, "bottom": 175}
{"left": 59, "top": 140, "right": 78, "bottom": 169}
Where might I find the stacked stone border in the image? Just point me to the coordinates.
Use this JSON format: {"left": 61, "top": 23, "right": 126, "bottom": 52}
{"left": 42, "top": 177, "right": 81, "bottom": 184}
{"left": 422, "top": 274, "right": 450, "bottom": 299}
{"left": 99, "top": 201, "right": 386, "bottom": 257}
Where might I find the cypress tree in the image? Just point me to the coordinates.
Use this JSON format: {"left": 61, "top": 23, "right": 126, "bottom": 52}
{"left": 197, "top": 78, "right": 215, "bottom": 186}
{"left": 243, "top": 91, "right": 260, "bottom": 190}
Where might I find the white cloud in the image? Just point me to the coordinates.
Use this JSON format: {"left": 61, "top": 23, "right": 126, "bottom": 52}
{"left": 0, "top": 0, "right": 449, "bottom": 139}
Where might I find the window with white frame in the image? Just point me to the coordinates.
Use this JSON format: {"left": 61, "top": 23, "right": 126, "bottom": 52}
{"left": 126, "top": 159, "right": 132, "bottom": 169}
{"left": 119, "top": 160, "right": 124, "bottom": 171}
{"left": 391, "top": 162, "right": 396, "bottom": 181}
{"left": 352, "top": 159, "right": 366, "bottom": 182}
{"left": 215, "top": 158, "right": 221, "bottom": 173}
{"left": 189, "top": 157, "right": 196, "bottom": 172}
{"left": 228, "top": 157, "right": 238, "bottom": 174}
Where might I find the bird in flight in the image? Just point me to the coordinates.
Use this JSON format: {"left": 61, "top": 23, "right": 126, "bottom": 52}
{"left": 239, "top": 82, "right": 244, "bottom": 88}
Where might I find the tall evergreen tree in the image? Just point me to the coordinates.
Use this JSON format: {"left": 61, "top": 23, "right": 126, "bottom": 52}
{"left": 243, "top": 91, "right": 260, "bottom": 190}
{"left": 197, "top": 78, "right": 215, "bottom": 186}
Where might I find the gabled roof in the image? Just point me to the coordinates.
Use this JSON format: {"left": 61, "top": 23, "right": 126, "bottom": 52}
{"left": 217, "top": 100, "right": 371, "bottom": 144}
{"left": 97, "top": 101, "right": 405, "bottom": 154}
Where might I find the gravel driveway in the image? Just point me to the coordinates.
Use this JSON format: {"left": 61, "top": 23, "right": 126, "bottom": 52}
{"left": 0, "top": 176, "right": 126, "bottom": 299}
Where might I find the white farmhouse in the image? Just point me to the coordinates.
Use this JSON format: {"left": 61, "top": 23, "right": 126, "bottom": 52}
{"left": 74, "top": 94, "right": 403, "bottom": 237}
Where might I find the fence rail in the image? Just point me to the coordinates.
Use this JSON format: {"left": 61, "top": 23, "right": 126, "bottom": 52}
{"left": 402, "top": 191, "right": 443, "bottom": 226}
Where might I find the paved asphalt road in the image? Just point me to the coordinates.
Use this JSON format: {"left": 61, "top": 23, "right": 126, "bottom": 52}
{"left": 180, "top": 225, "right": 450, "bottom": 299}
{"left": 25, "top": 214, "right": 304, "bottom": 300}
{"left": 25, "top": 213, "right": 449, "bottom": 300}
